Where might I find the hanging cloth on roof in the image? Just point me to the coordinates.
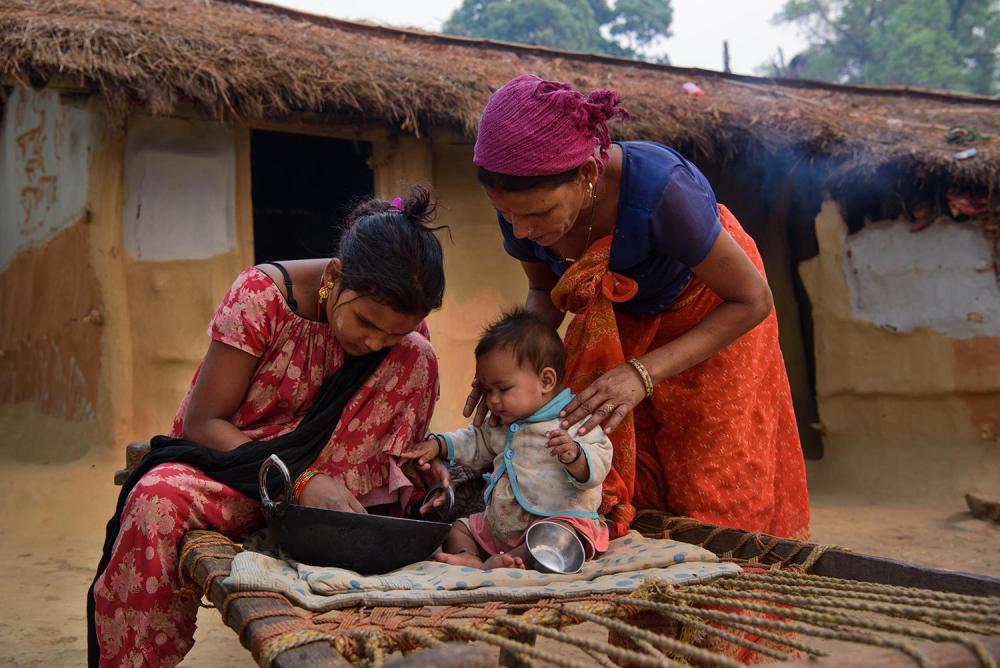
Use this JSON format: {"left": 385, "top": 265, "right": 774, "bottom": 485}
{"left": 945, "top": 124, "right": 991, "bottom": 144}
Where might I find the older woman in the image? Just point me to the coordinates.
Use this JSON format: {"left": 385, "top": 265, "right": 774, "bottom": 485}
{"left": 465, "top": 75, "right": 809, "bottom": 541}
{"left": 89, "top": 188, "right": 450, "bottom": 667}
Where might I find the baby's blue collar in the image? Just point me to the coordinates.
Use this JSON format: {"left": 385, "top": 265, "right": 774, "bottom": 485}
{"left": 520, "top": 388, "right": 574, "bottom": 424}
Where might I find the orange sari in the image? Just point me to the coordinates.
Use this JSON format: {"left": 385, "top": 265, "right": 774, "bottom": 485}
{"left": 552, "top": 205, "right": 810, "bottom": 540}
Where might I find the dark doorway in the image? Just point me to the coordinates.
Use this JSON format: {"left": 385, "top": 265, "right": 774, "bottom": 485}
{"left": 251, "top": 130, "right": 374, "bottom": 263}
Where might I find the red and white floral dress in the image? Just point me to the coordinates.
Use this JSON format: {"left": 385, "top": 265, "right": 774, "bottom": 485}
{"left": 92, "top": 267, "right": 439, "bottom": 667}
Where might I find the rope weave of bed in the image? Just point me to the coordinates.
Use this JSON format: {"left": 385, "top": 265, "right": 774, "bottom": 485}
{"left": 178, "top": 529, "right": 1000, "bottom": 667}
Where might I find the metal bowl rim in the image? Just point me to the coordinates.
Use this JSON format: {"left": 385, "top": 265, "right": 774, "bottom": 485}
{"left": 265, "top": 501, "right": 453, "bottom": 529}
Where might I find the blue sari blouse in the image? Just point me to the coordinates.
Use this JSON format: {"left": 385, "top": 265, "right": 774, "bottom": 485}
{"left": 498, "top": 141, "right": 722, "bottom": 316}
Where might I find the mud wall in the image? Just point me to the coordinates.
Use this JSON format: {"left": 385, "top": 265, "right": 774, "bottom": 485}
{"left": 422, "top": 133, "right": 528, "bottom": 431}
{"left": 800, "top": 201, "right": 1000, "bottom": 501}
{"left": 119, "top": 116, "right": 254, "bottom": 440}
{"left": 0, "top": 88, "right": 106, "bottom": 461}
{"left": 0, "top": 94, "right": 255, "bottom": 459}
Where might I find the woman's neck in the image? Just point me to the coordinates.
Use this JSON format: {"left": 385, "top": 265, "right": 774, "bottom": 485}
{"left": 260, "top": 258, "right": 331, "bottom": 322}
{"left": 549, "top": 145, "right": 623, "bottom": 259}
{"left": 593, "top": 144, "right": 623, "bottom": 236}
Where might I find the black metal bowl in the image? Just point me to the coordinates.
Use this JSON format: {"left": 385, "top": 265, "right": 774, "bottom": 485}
{"left": 258, "top": 455, "right": 453, "bottom": 574}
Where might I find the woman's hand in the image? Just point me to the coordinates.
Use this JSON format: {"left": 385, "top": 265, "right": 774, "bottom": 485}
{"left": 462, "top": 379, "right": 500, "bottom": 428}
{"left": 416, "top": 458, "right": 452, "bottom": 515}
{"left": 299, "top": 474, "right": 367, "bottom": 513}
{"left": 560, "top": 363, "right": 647, "bottom": 435}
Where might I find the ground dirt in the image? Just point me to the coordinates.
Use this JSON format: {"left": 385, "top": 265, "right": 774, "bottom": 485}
{"left": 0, "top": 459, "right": 997, "bottom": 666}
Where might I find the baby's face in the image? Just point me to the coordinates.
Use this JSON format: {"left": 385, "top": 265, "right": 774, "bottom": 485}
{"left": 475, "top": 348, "right": 555, "bottom": 424}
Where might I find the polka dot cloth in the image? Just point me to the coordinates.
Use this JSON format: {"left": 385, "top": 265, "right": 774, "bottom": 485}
{"left": 224, "top": 530, "right": 741, "bottom": 612}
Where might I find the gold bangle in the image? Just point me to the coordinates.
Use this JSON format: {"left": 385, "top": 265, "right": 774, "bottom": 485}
{"left": 292, "top": 469, "right": 321, "bottom": 503}
{"left": 627, "top": 358, "right": 655, "bottom": 398}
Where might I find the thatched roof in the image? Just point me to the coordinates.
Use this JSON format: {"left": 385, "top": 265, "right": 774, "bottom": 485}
{"left": 2, "top": 0, "right": 998, "bottom": 194}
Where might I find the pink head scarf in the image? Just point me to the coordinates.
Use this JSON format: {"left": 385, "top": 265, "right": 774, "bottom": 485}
{"left": 474, "top": 74, "right": 629, "bottom": 177}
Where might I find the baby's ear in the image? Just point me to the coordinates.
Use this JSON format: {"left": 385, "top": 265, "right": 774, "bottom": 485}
{"left": 539, "top": 366, "right": 559, "bottom": 392}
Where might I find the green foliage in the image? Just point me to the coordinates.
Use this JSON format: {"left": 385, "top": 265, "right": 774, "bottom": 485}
{"left": 771, "top": 0, "right": 1000, "bottom": 95}
{"left": 443, "top": 0, "right": 673, "bottom": 60}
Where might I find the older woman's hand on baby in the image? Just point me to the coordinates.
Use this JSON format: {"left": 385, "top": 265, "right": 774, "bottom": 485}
{"left": 299, "top": 474, "right": 368, "bottom": 513}
{"left": 560, "top": 363, "right": 647, "bottom": 435}
{"left": 463, "top": 378, "right": 502, "bottom": 428}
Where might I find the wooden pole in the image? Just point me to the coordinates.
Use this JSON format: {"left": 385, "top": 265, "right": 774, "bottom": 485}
{"left": 631, "top": 511, "right": 1000, "bottom": 597}
{"left": 180, "top": 532, "right": 352, "bottom": 667}
{"left": 384, "top": 643, "right": 496, "bottom": 668}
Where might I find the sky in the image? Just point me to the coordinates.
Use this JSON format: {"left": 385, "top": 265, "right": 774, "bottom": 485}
{"left": 263, "top": 0, "right": 811, "bottom": 75}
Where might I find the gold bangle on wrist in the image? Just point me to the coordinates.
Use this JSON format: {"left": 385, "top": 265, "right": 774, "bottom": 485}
{"left": 627, "top": 358, "right": 655, "bottom": 398}
{"left": 292, "top": 469, "right": 320, "bottom": 503}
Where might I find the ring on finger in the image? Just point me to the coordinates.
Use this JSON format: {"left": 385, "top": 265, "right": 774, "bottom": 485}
{"left": 602, "top": 403, "right": 616, "bottom": 415}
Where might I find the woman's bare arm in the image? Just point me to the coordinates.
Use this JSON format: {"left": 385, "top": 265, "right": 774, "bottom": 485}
{"left": 561, "top": 228, "right": 774, "bottom": 433}
{"left": 639, "top": 227, "right": 773, "bottom": 382}
{"left": 182, "top": 341, "right": 259, "bottom": 451}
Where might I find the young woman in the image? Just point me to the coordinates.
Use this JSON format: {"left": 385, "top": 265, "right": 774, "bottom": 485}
{"left": 89, "top": 187, "right": 450, "bottom": 666}
{"left": 464, "top": 74, "right": 809, "bottom": 541}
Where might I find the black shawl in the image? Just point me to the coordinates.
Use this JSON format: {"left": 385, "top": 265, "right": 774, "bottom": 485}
{"left": 87, "top": 348, "right": 388, "bottom": 666}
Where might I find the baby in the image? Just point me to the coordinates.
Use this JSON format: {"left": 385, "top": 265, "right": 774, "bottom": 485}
{"left": 403, "top": 308, "right": 613, "bottom": 570}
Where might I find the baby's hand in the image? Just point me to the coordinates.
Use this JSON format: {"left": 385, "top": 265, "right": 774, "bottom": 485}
{"left": 546, "top": 429, "right": 581, "bottom": 464}
{"left": 399, "top": 438, "right": 442, "bottom": 469}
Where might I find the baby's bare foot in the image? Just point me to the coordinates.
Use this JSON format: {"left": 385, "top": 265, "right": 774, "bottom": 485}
{"left": 434, "top": 551, "right": 485, "bottom": 568}
{"left": 483, "top": 553, "right": 525, "bottom": 570}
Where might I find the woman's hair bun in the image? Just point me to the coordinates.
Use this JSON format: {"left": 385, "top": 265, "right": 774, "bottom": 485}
{"left": 336, "top": 185, "right": 447, "bottom": 315}
{"left": 397, "top": 184, "right": 437, "bottom": 226}
{"left": 344, "top": 184, "right": 437, "bottom": 229}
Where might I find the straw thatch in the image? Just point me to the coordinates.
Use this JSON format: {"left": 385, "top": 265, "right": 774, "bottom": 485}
{"left": 1, "top": 0, "right": 998, "bottom": 193}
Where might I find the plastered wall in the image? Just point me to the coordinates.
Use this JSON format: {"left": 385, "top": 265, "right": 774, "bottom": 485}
{"left": 800, "top": 201, "right": 1000, "bottom": 501}
{"left": 0, "top": 97, "right": 255, "bottom": 458}
{"left": 120, "top": 118, "right": 254, "bottom": 440}
{"left": 426, "top": 133, "right": 529, "bottom": 431}
{"left": 0, "top": 89, "right": 105, "bottom": 461}
{"left": 0, "top": 88, "right": 97, "bottom": 269}
{"left": 122, "top": 116, "right": 238, "bottom": 261}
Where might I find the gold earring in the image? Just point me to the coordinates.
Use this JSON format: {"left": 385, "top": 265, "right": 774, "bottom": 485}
{"left": 587, "top": 182, "right": 597, "bottom": 203}
{"left": 318, "top": 280, "right": 335, "bottom": 303}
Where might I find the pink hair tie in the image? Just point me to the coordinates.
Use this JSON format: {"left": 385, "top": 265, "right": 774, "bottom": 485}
{"left": 390, "top": 197, "right": 404, "bottom": 211}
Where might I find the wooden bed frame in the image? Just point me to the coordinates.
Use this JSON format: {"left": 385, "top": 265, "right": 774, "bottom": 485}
{"left": 117, "top": 442, "right": 1000, "bottom": 666}
{"left": 176, "top": 518, "right": 1000, "bottom": 667}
